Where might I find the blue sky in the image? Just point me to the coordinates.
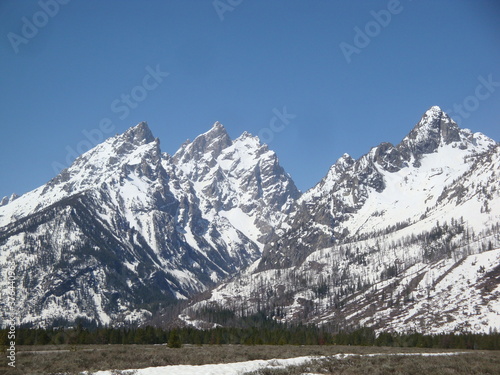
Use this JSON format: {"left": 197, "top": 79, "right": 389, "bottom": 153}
{"left": 1, "top": 0, "right": 499, "bottom": 198}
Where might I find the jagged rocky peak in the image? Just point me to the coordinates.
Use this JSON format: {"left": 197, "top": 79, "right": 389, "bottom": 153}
{"left": 45, "top": 122, "right": 163, "bottom": 191}
{"left": 332, "top": 153, "right": 355, "bottom": 173}
{"left": 0, "top": 193, "right": 19, "bottom": 207}
{"left": 121, "top": 121, "right": 156, "bottom": 145}
{"left": 306, "top": 154, "right": 354, "bottom": 198}
{"left": 236, "top": 130, "right": 258, "bottom": 145}
{"left": 110, "top": 121, "right": 158, "bottom": 157}
{"left": 237, "top": 130, "right": 258, "bottom": 141}
{"left": 401, "top": 106, "right": 461, "bottom": 156}
{"left": 196, "top": 121, "right": 232, "bottom": 151}
{"left": 338, "top": 153, "right": 354, "bottom": 165}
{"left": 173, "top": 121, "right": 232, "bottom": 164}
{"left": 64, "top": 122, "right": 158, "bottom": 169}
{"left": 104, "top": 122, "right": 159, "bottom": 158}
{"left": 232, "top": 130, "right": 272, "bottom": 158}
{"left": 192, "top": 109, "right": 500, "bottom": 335}
{"left": 211, "top": 120, "right": 226, "bottom": 134}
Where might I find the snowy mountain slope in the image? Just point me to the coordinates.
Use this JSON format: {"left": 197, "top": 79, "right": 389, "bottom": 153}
{"left": 169, "top": 123, "right": 299, "bottom": 252}
{"left": 0, "top": 124, "right": 180, "bottom": 326}
{"left": 0, "top": 121, "right": 298, "bottom": 328}
{"left": 258, "top": 106, "right": 496, "bottom": 270}
{"left": 185, "top": 107, "right": 500, "bottom": 334}
{"left": 0, "top": 193, "right": 19, "bottom": 207}
{"left": 1, "top": 106, "right": 498, "bottom": 333}
{"left": 346, "top": 247, "right": 500, "bottom": 334}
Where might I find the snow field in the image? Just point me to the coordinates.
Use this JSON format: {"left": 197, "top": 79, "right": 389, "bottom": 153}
{"left": 91, "top": 352, "right": 470, "bottom": 375}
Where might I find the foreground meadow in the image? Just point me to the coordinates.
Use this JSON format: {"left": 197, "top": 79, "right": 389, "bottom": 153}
{"left": 1, "top": 345, "right": 499, "bottom": 375}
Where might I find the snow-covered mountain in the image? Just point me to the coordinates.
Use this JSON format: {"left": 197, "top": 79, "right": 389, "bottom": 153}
{"left": 0, "top": 122, "right": 298, "bottom": 327}
{"left": 1, "top": 106, "right": 499, "bottom": 333}
{"left": 0, "top": 193, "right": 19, "bottom": 207}
{"left": 168, "top": 122, "right": 299, "bottom": 251}
{"left": 185, "top": 107, "right": 500, "bottom": 334}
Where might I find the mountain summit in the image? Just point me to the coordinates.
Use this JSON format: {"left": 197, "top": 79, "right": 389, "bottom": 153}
{"left": 0, "top": 121, "right": 298, "bottom": 327}
{"left": 190, "top": 107, "right": 500, "bottom": 335}
{"left": 0, "top": 108, "right": 498, "bottom": 333}
{"left": 400, "top": 106, "right": 465, "bottom": 160}
{"left": 122, "top": 121, "right": 156, "bottom": 145}
{"left": 258, "top": 107, "right": 496, "bottom": 270}
{"left": 172, "top": 121, "right": 232, "bottom": 167}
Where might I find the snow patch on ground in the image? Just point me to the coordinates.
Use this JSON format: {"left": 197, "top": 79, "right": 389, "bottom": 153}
{"left": 93, "top": 355, "right": 319, "bottom": 375}
{"left": 91, "top": 352, "right": 470, "bottom": 375}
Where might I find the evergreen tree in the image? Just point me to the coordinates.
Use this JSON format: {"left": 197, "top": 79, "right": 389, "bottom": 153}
{"left": 167, "top": 329, "right": 182, "bottom": 348}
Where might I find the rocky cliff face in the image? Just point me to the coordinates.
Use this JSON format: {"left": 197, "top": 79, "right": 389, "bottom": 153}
{"left": 0, "top": 121, "right": 299, "bottom": 327}
{"left": 1, "top": 106, "right": 499, "bottom": 334}
{"left": 258, "top": 106, "right": 497, "bottom": 271}
{"left": 169, "top": 123, "right": 300, "bottom": 246}
{"left": 186, "top": 107, "right": 500, "bottom": 334}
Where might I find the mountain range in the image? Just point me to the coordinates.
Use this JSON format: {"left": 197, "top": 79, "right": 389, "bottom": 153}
{"left": 1, "top": 106, "right": 499, "bottom": 334}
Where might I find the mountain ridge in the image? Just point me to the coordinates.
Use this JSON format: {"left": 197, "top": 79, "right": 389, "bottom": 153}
{"left": 1, "top": 106, "right": 499, "bottom": 333}
{"left": 183, "top": 107, "right": 500, "bottom": 334}
{"left": 257, "top": 106, "right": 496, "bottom": 271}
{"left": 0, "top": 119, "right": 298, "bottom": 327}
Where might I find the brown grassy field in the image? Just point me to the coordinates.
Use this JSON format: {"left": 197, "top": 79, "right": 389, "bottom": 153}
{"left": 246, "top": 352, "right": 500, "bottom": 375}
{"left": 1, "top": 345, "right": 499, "bottom": 375}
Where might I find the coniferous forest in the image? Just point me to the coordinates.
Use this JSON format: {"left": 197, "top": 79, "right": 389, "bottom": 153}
{"left": 3, "top": 312, "right": 500, "bottom": 350}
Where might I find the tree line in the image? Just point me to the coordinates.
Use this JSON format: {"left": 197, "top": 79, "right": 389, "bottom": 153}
{"left": 2, "top": 323, "right": 499, "bottom": 350}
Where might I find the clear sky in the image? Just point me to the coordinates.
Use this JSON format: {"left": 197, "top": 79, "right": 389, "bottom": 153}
{"left": 1, "top": 0, "right": 499, "bottom": 198}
